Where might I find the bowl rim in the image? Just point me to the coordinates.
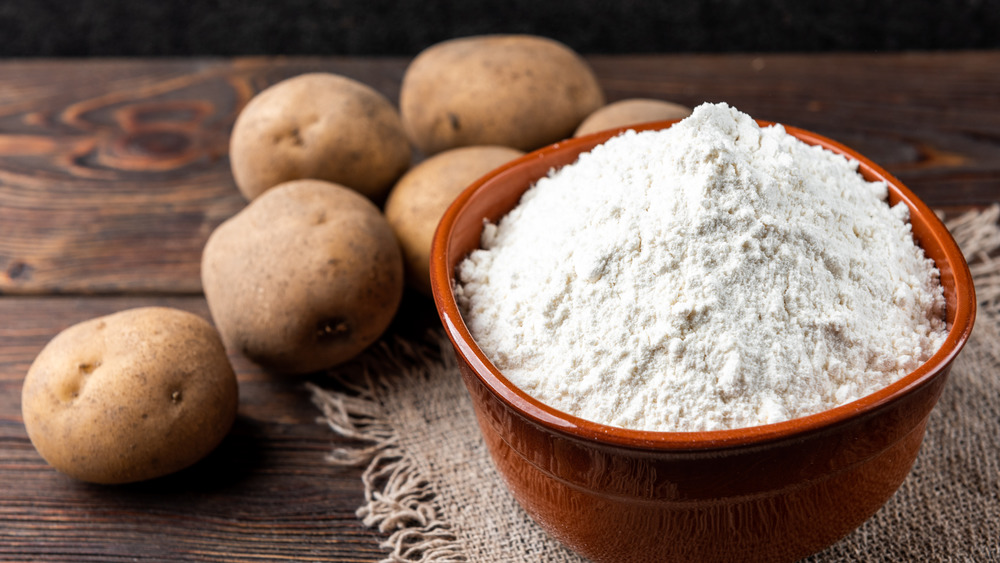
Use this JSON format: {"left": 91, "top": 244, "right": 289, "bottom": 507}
{"left": 430, "top": 119, "right": 977, "bottom": 451}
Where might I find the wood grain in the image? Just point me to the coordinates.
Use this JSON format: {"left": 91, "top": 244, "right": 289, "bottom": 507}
{"left": 0, "top": 58, "right": 409, "bottom": 295}
{"left": 0, "top": 53, "right": 997, "bottom": 562}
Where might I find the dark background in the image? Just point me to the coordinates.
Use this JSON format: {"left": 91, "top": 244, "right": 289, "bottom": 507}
{"left": 1, "top": 0, "right": 998, "bottom": 57}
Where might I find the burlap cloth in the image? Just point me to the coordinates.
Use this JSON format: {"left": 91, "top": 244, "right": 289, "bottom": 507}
{"left": 310, "top": 207, "right": 1000, "bottom": 562}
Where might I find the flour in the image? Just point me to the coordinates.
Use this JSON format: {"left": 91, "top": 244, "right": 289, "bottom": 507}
{"left": 455, "top": 102, "right": 948, "bottom": 432}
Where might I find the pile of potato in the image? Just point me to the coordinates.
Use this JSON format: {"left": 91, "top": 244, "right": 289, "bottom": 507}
{"left": 21, "top": 34, "right": 692, "bottom": 484}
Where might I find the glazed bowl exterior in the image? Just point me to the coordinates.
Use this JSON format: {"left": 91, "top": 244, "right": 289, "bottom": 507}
{"left": 429, "top": 120, "right": 976, "bottom": 563}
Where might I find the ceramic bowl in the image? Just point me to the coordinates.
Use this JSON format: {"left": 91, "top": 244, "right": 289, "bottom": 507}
{"left": 429, "top": 120, "right": 976, "bottom": 563}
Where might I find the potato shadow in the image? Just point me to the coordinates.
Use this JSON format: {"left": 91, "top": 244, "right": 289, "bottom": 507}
{"left": 86, "top": 415, "right": 266, "bottom": 497}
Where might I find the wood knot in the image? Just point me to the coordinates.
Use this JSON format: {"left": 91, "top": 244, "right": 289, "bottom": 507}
{"left": 88, "top": 100, "right": 213, "bottom": 172}
{"left": 6, "top": 261, "right": 32, "bottom": 280}
{"left": 124, "top": 131, "right": 191, "bottom": 156}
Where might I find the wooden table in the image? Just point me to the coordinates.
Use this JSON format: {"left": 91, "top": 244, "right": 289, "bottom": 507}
{"left": 1, "top": 52, "right": 998, "bottom": 562}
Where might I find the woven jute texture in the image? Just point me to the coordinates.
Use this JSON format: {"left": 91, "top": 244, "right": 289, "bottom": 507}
{"left": 311, "top": 207, "right": 1000, "bottom": 562}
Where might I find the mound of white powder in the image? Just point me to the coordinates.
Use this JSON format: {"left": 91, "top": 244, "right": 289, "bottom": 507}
{"left": 455, "top": 102, "right": 948, "bottom": 432}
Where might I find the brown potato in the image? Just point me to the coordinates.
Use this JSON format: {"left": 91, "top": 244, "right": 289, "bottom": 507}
{"left": 20, "top": 307, "right": 238, "bottom": 484}
{"left": 385, "top": 146, "right": 524, "bottom": 295}
{"left": 201, "top": 179, "right": 403, "bottom": 373}
{"left": 400, "top": 35, "right": 605, "bottom": 156}
{"left": 574, "top": 99, "right": 693, "bottom": 137}
{"left": 230, "top": 72, "right": 412, "bottom": 202}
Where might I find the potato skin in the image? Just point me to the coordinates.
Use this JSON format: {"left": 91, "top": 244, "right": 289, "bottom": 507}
{"left": 400, "top": 35, "right": 605, "bottom": 156}
{"left": 201, "top": 179, "right": 404, "bottom": 373}
{"left": 20, "top": 307, "right": 238, "bottom": 485}
{"left": 230, "top": 72, "right": 412, "bottom": 202}
{"left": 574, "top": 99, "right": 693, "bottom": 137}
{"left": 385, "top": 145, "right": 524, "bottom": 295}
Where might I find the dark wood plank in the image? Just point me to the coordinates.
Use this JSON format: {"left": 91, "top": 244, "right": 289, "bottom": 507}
{"left": 1, "top": 54, "right": 998, "bottom": 295}
{"left": 0, "top": 58, "right": 411, "bottom": 295}
{"left": 0, "top": 295, "right": 403, "bottom": 562}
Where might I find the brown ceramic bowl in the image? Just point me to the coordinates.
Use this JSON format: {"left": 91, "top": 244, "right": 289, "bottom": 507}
{"left": 429, "top": 120, "right": 976, "bottom": 563}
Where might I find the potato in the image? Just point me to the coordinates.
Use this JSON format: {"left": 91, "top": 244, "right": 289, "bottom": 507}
{"left": 385, "top": 146, "right": 524, "bottom": 295}
{"left": 574, "top": 99, "right": 693, "bottom": 137}
{"left": 230, "top": 72, "right": 412, "bottom": 202}
{"left": 20, "top": 307, "right": 238, "bottom": 484}
{"left": 400, "top": 35, "right": 605, "bottom": 156}
{"left": 202, "top": 179, "right": 403, "bottom": 373}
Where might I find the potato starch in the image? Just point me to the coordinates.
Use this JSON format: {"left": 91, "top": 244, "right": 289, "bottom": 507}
{"left": 456, "top": 103, "right": 948, "bottom": 432}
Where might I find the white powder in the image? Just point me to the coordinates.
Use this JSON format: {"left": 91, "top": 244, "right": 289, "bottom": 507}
{"left": 455, "top": 102, "right": 948, "bottom": 432}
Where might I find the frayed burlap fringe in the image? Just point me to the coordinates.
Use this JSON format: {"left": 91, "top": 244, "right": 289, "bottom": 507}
{"left": 308, "top": 338, "right": 467, "bottom": 563}
{"left": 311, "top": 205, "right": 1000, "bottom": 563}
{"left": 947, "top": 205, "right": 1000, "bottom": 312}
{"left": 946, "top": 206, "right": 1000, "bottom": 367}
